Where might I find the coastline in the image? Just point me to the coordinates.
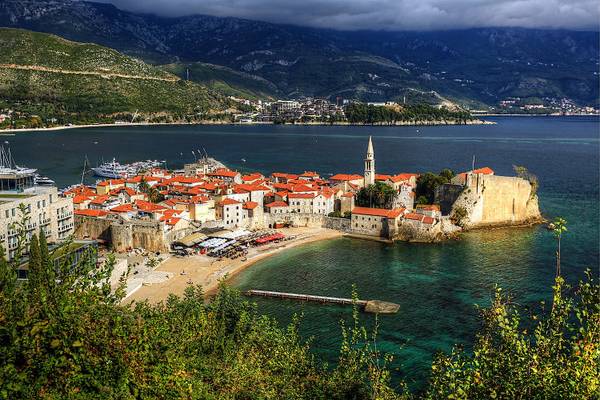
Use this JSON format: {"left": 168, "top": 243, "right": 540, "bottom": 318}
{"left": 0, "top": 118, "right": 493, "bottom": 134}
{"left": 125, "top": 227, "right": 342, "bottom": 304}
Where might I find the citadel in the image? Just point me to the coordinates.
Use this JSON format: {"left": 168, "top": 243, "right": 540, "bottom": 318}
{"left": 0, "top": 136, "right": 541, "bottom": 260}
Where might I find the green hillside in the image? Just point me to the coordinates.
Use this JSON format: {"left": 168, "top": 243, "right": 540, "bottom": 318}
{"left": 0, "top": 28, "right": 234, "bottom": 127}
{"left": 161, "top": 62, "right": 281, "bottom": 100}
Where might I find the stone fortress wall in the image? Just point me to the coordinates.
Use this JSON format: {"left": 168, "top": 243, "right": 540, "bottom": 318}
{"left": 439, "top": 173, "right": 542, "bottom": 229}
{"left": 74, "top": 214, "right": 193, "bottom": 253}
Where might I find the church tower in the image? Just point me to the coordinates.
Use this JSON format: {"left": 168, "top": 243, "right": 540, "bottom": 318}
{"left": 364, "top": 136, "right": 375, "bottom": 186}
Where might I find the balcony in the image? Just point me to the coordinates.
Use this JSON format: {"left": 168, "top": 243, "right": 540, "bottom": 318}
{"left": 40, "top": 218, "right": 51, "bottom": 226}
{"left": 58, "top": 223, "right": 73, "bottom": 233}
{"left": 57, "top": 211, "right": 73, "bottom": 221}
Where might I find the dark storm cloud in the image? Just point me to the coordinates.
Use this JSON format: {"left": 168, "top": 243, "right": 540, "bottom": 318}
{"left": 98, "top": 0, "right": 599, "bottom": 31}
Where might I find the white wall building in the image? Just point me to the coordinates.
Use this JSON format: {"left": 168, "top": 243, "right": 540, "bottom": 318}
{"left": 0, "top": 187, "right": 74, "bottom": 260}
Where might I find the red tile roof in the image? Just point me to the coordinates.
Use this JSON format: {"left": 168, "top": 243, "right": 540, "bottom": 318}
{"left": 352, "top": 207, "right": 404, "bottom": 218}
{"left": 72, "top": 195, "right": 91, "bottom": 204}
{"left": 387, "top": 208, "right": 406, "bottom": 218}
{"left": 89, "top": 195, "right": 110, "bottom": 205}
{"left": 457, "top": 167, "right": 495, "bottom": 179}
{"left": 109, "top": 187, "right": 137, "bottom": 196}
{"left": 243, "top": 201, "right": 259, "bottom": 210}
{"left": 422, "top": 216, "right": 435, "bottom": 225}
{"left": 190, "top": 195, "right": 210, "bottom": 203}
{"left": 290, "top": 184, "right": 317, "bottom": 193}
{"left": 207, "top": 169, "right": 239, "bottom": 178}
{"left": 63, "top": 185, "right": 95, "bottom": 196}
{"left": 416, "top": 204, "right": 440, "bottom": 211}
{"left": 220, "top": 198, "right": 241, "bottom": 206}
{"left": 167, "top": 176, "right": 203, "bottom": 185}
{"left": 265, "top": 201, "right": 288, "bottom": 208}
{"left": 272, "top": 172, "right": 298, "bottom": 180}
{"left": 110, "top": 204, "right": 134, "bottom": 213}
{"left": 160, "top": 215, "right": 181, "bottom": 226}
{"left": 135, "top": 200, "right": 167, "bottom": 213}
{"left": 74, "top": 209, "right": 108, "bottom": 217}
{"left": 404, "top": 212, "right": 424, "bottom": 221}
{"left": 234, "top": 183, "right": 271, "bottom": 192}
{"left": 242, "top": 173, "right": 263, "bottom": 182}
{"left": 330, "top": 173, "right": 363, "bottom": 181}
{"left": 473, "top": 167, "right": 494, "bottom": 175}
{"left": 389, "top": 173, "right": 419, "bottom": 183}
{"left": 288, "top": 193, "right": 316, "bottom": 199}
{"left": 97, "top": 179, "right": 125, "bottom": 187}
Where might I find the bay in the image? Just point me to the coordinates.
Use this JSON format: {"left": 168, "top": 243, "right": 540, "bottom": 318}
{"left": 4, "top": 116, "right": 599, "bottom": 391}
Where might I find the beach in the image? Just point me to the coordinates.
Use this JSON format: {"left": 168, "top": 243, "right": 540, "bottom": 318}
{"left": 125, "top": 227, "right": 342, "bottom": 304}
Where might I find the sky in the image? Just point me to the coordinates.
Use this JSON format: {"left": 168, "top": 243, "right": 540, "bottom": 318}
{"left": 98, "top": 0, "right": 600, "bottom": 31}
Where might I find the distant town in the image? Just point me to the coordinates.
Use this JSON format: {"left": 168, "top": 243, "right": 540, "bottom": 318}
{"left": 2, "top": 94, "right": 596, "bottom": 130}
{"left": 488, "top": 96, "right": 599, "bottom": 115}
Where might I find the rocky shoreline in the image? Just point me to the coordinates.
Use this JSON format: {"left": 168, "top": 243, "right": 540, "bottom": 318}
{"left": 0, "top": 118, "right": 493, "bottom": 133}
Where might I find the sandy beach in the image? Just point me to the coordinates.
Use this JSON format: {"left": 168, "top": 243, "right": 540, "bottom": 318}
{"left": 125, "top": 227, "right": 342, "bottom": 304}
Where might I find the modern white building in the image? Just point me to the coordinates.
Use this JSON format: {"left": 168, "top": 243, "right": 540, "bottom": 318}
{"left": 0, "top": 146, "right": 74, "bottom": 260}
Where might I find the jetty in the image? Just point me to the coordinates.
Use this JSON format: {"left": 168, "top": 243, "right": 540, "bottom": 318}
{"left": 244, "top": 289, "right": 399, "bottom": 314}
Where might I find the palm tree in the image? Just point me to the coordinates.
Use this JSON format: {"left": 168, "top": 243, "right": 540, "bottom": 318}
{"left": 552, "top": 217, "right": 567, "bottom": 278}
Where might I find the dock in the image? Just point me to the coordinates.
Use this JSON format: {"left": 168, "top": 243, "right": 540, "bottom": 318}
{"left": 244, "top": 289, "right": 399, "bottom": 314}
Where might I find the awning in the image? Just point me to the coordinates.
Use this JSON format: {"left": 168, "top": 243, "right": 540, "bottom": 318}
{"left": 176, "top": 232, "right": 208, "bottom": 247}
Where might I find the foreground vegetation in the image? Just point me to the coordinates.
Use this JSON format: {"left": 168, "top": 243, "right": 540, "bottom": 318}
{"left": 0, "top": 213, "right": 597, "bottom": 399}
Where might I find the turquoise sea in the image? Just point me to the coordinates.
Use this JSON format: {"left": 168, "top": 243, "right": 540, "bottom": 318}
{"left": 4, "top": 116, "right": 599, "bottom": 390}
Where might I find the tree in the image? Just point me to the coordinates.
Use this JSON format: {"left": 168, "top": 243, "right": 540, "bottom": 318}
{"left": 416, "top": 171, "right": 453, "bottom": 204}
{"left": 552, "top": 217, "right": 567, "bottom": 278}
{"left": 439, "top": 168, "right": 455, "bottom": 182}
{"left": 356, "top": 182, "right": 397, "bottom": 209}
{"left": 426, "top": 271, "right": 599, "bottom": 400}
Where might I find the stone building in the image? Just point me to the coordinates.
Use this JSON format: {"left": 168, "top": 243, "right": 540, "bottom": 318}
{"left": 437, "top": 168, "right": 541, "bottom": 228}
{"left": 350, "top": 207, "right": 404, "bottom": 238}
{"left": 216, "top": 198, "right": 245, "bottom": 229}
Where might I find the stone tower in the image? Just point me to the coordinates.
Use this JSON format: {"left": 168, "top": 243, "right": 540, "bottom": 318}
{"left": 364, "top": 136, "right": 375, "bottom": 186}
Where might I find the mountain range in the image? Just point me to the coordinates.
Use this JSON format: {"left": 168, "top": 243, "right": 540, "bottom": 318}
{"left": 0, "top": 0, "right": 598, "bottom": 108}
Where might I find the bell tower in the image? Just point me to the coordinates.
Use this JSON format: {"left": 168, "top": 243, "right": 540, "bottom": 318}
{"left": 364, "top": 136, "right": 375, "bottom": 186}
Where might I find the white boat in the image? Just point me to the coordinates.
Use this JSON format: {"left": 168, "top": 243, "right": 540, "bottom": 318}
{"left": 34, "top": 174, "right": 55, "bottom": 186}
{"left": 91, "top": 158, "right": 164, "bottom": 178}
{"left": 91, "top": 159, "right": 133, "bottom": 179}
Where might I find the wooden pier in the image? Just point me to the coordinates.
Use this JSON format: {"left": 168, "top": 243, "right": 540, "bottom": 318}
{"left": 244, "top": 289, "right": 399, "bottom": 314}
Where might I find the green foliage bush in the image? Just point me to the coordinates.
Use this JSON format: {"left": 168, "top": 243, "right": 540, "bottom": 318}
{"left": 0, "top": 211, "right": 597, "bottom": 399}
{"left": 344, "top": 103, "right": 473, "bottom": 124}
{"left": 356, "top": 182, "right": 398, "bottom": 209}
{"left": 0, "top": 230, "right": 404, "bottom": 399}
{"left": 416, "top": 170, "right": 455, "bottom": 204}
